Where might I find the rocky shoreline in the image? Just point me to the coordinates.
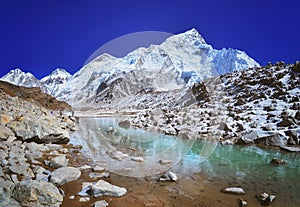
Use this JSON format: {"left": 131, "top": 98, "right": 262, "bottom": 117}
{"left": 0, "top": 87, "right": 126, "bottom": 207}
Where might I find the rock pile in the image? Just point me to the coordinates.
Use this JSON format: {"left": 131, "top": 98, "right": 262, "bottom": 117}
{"left": 0, "top": 85, "right": 79, "bottom": 206}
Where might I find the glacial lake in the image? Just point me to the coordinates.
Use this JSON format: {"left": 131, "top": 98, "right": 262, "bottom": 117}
{"left": 72, "top": 117, "right": 300, "bottom": 206}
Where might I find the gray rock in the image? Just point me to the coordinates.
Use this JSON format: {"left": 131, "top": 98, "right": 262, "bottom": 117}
{"left": 6, "top": 118, "right": 70, "bottom": 144}
{"left": 91, "top": 180, "right": 127, "bottom": 197}
{"left": 50, "top": 166, "right": 81, "bottom": 186}
{"left": 118, "top": 120, "right": 131, "bottom": 129}
{"left": 0, "top": 179, "right": 15, "bottom": 195}
{"left": 221, "top": 187, "right": 245, "bottom": 195}
{"left": 254, "top": 133, "right": 286, "bottom": 146}
{"left": 0, "top": 125, "right": 14, "bottom": 141}
{"left": 93, "top": 165, "right": 106, "bottom": 172}
{"left": 0, "top": 187, "right": 21, "bottom": 207}
{"left": 8, "top": 165, "right": 28, "bottom": 175}
{"left": 49, "top": 154, "right": 69, "bottom": 168}
{"left": 159, "top": 159, "right": 172, "bottom": 165}
{"left": 13, "top": 179, "right": 63, "bottom": 207}
{"left": 92, "top": 200, "right": 109, "bottom": 207}
{"left": 89, "top": 172, "right": 110, "bottom": 179}
{"left": 1, "top": 159, "right": 8, "bottom": 166}
{"left": 33, "top": 166, "right": 51, "bottom": 181}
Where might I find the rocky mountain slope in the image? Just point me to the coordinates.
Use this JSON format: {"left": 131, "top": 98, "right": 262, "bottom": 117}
{"left": 115, "top": 62, "right": 300, "bottom": 148}
{"left": 0, "top": 79, "right": 75, "bottom": 206}
{"left": 0, "top": 80, "right": 71, "bottom": 111}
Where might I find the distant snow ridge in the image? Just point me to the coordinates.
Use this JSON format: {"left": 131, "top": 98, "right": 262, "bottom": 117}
{"left": 1, "top": 68, "right": 41, "bottom": 88}
{"left": 0, "top": 68, "right": 71, "bottom": 96}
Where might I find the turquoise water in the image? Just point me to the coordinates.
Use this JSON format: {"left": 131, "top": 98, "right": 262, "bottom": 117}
{"left": 74, "top": 117, "right": 300, "bottom": 205}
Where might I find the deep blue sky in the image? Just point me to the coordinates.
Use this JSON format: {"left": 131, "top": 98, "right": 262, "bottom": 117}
{"left": 0, "top": 0, "right": 299, "bottom": 79}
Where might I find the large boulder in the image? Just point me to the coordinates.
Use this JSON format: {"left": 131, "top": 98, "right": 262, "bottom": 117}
{"left": 91, "top": 180, "right": 127, "bottom": 197}
{"left": 6, "top": 118, "right": 70, "bottom": 144}
{"left": 254, "top": 133, "right": 286, "bottom": 146}
{"left": 50, "top": 166, "right": 81, "bottom": 186}
{"left": 13, "top": 180, "right": 63, "bottom": 207}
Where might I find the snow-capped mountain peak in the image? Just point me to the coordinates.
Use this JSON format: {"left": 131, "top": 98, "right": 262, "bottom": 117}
{"left": 180, "top": 28, "right": 207, "bottom": 44}
{"left": 40, "top": 68, "right": 71, "bottom": 96}
{"left": 0, "top": 68, "right": 41, "bottom": 88}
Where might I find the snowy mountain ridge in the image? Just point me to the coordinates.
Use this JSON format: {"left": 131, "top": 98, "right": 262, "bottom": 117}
{"left": 0, "top": 68, "right": 71, "bottom": 96}
{"left": 0, "top": 28, "right": 260, "bottom": 107}
{"left": 1, "top": 68, "right": 41, "bottom": 88}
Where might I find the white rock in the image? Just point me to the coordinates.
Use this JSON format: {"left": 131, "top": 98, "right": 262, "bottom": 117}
{"left": 79, "top": 165, "right": 92, "bottom": 170}
{"left": 93, "top": 165, "right": 106, "bottom": 172}
{"left": 131, "top": 157, "right": 144, "bottom": 162}
{"left": 91, "top": 180, "right": 127, "bottom": 197}
{"left": 221, "top": 187, "right": 245, "bottom": 195}
{"left": 89, "top": 172, "right": 110, "bottom": 179}
{"left": 79, "top": 197, "right": 90, "bottom": 202}
{"left": 92, "top": 200, "right": 109, "bottom": 207}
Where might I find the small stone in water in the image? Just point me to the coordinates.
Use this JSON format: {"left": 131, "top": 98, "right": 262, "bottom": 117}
{"left": 159, "top": 159, "right": 172, "bottom": 165}
{"left": 271, "top": 158, "right": 287, "bottom": 164}
{"left": 131, "top": 157, "right": 144, "bottom": 162}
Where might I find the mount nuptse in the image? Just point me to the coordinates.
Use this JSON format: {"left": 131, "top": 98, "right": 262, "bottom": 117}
{"left": 1, "top": 28, "right": 259, "bottom": 107}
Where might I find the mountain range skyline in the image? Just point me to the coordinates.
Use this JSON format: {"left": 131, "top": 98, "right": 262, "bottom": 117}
{"left": 0, "top": 0, "right": 299, "bottom": 79}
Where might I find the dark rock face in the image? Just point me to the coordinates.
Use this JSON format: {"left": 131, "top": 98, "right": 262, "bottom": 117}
{"left": 254, "top": 133, "right": 286, "bottom": 146}
{"left": 291, "top": 61, "right": 300, "bottom": 72}
{"left": 295, "top": 111, "right": 300, "bottom": 120}
{"left": 192, "top": 82, "right": 210, "bottom": 102}
{"left": 0, "top": 81, "right": 71, "bottom": 110}
{"left": 277, "top": 118, "right": 293, "bottom": 127}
